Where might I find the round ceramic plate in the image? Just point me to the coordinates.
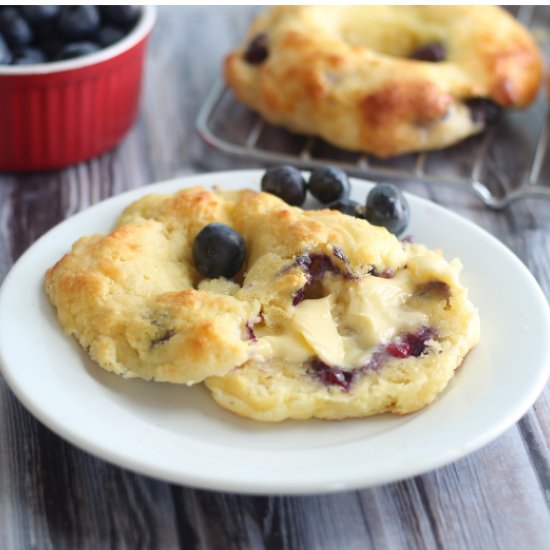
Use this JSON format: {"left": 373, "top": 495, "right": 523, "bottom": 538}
{"left": 1, "top": 170, "right": 549, "bottom": 494}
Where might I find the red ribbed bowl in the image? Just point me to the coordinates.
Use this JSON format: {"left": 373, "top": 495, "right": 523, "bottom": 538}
{"left": 0, "top": 6, "right": 156, "bottom": 172}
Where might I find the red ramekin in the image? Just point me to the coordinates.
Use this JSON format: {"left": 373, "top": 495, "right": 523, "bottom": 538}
{"left": 0, "top": 6, "right": 156, "bottom": 172}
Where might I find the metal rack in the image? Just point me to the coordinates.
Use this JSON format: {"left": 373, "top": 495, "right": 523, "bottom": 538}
{"left": 196, "top": 6, "right": 550, "bottom": 209}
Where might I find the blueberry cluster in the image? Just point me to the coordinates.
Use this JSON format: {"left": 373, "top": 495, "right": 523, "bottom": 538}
{"left": 260, "top": 165, "right": 411, "bottom": 237}
{"left": 0, "top": 6, "right": 141, "bottom": 65}
{"left": 191, "top": 165, "right": 411, "bottom": 280}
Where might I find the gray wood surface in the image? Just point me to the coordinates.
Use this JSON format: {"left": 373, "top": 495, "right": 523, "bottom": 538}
{"left": 1, "top": 6, "right": 550, "bottom": 549}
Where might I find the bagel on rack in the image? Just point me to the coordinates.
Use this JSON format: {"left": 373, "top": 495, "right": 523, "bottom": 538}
{"left": 225, "top": 6, "right": 542, "bottom": 158}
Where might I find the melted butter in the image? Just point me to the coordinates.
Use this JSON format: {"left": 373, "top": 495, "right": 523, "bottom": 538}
{"left": 292, "top": 296, "right": 344, "bottom": 365}
{"left": 252, "top": 252, "right": 453, "bottom": 367}
{"left": 344, "top": 276, "right": 427, "bottom": 349}
{"left": 254, "top": 332, "right": 312, "bottom": 363}
{"left": 254, "top": 296, "right": 347, "bottom": 366}
{"left": 341, "top": 335, "right": 371, "bottom": 366}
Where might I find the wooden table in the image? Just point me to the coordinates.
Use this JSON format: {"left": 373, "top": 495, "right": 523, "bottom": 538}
{"left": 1, "top": 6, "right": 550, "bottom": 549}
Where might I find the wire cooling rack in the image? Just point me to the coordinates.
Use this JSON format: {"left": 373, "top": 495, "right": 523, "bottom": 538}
{"left": 196, "top": 6, "right": 550, "bottom": 209}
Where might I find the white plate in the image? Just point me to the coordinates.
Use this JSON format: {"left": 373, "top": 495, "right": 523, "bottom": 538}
{"left": 1, "top": 170, "right": 549, "bottom": 494}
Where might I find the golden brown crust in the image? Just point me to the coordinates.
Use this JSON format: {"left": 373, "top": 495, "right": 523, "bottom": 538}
{"left": 225, "top": 6, "right": 542, "bottom": 157}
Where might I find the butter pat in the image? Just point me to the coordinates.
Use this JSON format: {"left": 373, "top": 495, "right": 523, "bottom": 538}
{"left": 256, "top": 332, "right": 312, "bottom": 363}
{"left": 292, "top": 296, "right": 345, "bottom": 365}
{"left": 344, "top": 277, "right": 427, "bottom": 349}
{"left": 254, "top": 260, "right": 434, "bottom": 369}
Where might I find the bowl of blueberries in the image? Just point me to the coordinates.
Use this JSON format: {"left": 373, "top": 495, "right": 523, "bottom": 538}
{"left": 0, "top": 5, "right": 156, "bottom": 172}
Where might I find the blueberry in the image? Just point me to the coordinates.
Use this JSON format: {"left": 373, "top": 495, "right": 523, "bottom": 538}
{"left": 308, "top": 167, "right": 351, "bottom": 204}
{"left": 11, "top": 47, "right": 46, "bottom": 65}
{"left": 55, "top": 41, "right": 100, "bottom": 61}
{"left": 261, "top": 165, "right": 306, "bottom": 206}
{"left": 96, "top": 26, "right": 126, "bottom": 48}
{"left": 57, "top": 6, "right": 100, "bottom": 41}
{"left": 192, "top": 223, "right": 246, "bottom": 279}
{"left": 243, "top": 33, "right": 268, "bottom": 64}
{"left": 0, "top": 8, "right": 33, "bottom": 49}
{"left": 364, "top": 184, "right": 410, "bottom": 236}
{"left": 409, "top": 42, "right": 445, "bottom": 62}
{"left": 35, "top": 36, "right": 64, "bottom": 60}
{"left": 99, "top": 6, "right": 141, "bottom": 29}
{"left": 30, "top": 21, "right": 60, "bottom": 56}
{"left": 18, "top": 6, "right": 61, "bottom": 26}
{"left": 0, "top": 32, "right": 11, "bottom": 65}
{"left": 465, "top": 98, "right": 502, "bottom": 125}
{"left": 325, "top": 198, "right": 364, "bottom": 218}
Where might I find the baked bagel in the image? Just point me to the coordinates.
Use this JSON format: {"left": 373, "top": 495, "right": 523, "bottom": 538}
{"left": 225, "top": 6, "right": 542, "bottom": 158}
{"left": 45, "top": 185, "right": 479, "bottom": 421}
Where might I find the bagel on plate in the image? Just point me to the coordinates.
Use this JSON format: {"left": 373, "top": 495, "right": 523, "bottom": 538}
{"left": 45, "top": 186, "right": 480, "bottom": 421}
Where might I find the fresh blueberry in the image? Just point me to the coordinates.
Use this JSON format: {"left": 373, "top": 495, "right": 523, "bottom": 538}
{"left": 325, "top": 198, "right": 364, "bottom": 218}
{"left": 0, "top": 32, "right": 11, "bottom": 65}
{"left": 0, "top": 7, "right": 33, "bottom": 49}
{"left": 193, "top": 223, "right": 246, "bottom": 279}
{"left": 55, "top": 41, "right": 100, "bottom": 61}
{"left": 99, "top": 6, "right": 141, "bottom": 29}
{"left": 243, "top": 33, "right": 268, "bottom": 64}
{"left": 96, "top": 25, "right": 126, "bottom": 48}
{"left": 57, "top": 6, "right": 100, "bottom": 41}
{"left": 30, "top": 22, "right": 61, "bottom": 57}
{"left": 308, "top": 166, "right": 351, "bottom": 204}
{"left": 409, "top": 42, "right": 445, "bottom": 62}
{"left": 364, "top": 183, "right": 410, "bottom": 236}
{"left": 35, "top": 37, "right": 64, "bottom": 60}
{"left": 465, "top": 98, "right": 502, "bottom": 125}
{"left": 18, "top": 6, "right": 61, "bottom": 26}
{"left": 261, "top": 165, "right": 307, "bottom": 206}
{"left": 11, "top": 47, "right": 46, "bottom": 65}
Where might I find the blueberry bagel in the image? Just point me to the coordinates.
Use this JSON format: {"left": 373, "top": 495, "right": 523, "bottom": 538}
{"left": 46, "top": 186, "right": 479, "bottom": 420}
{"left": 225, "top": 6, "right": 542, "bottom": 157}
